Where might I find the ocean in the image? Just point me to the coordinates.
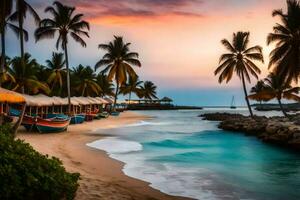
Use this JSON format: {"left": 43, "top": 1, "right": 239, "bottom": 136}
{"left": 87, "top": 109, "right": 300, "bottom": 200}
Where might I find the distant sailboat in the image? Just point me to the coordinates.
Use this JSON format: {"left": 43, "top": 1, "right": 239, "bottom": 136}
{"left": 230, "top": 96, "right": 237, "bottom": 109}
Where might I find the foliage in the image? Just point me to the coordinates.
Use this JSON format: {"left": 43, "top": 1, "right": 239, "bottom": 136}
{"left": 215, "top": 31, "right": 264, "bottom": 117}
{"left": 95, "top": 36, "right": 141, "bottom": 107}
{"left": 0, "top": 124, "right": 80, "bottom": 200}
{"left": 139, "top": 81, "right": 157, "bottom": 100}
{"left": 268, "top": 0, "right": 300, "bottom": 84}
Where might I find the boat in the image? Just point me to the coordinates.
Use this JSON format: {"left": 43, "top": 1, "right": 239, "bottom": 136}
{"left": 230, "top": 96, "right": 237, "bottom": 109}
{"left": 22, "top": 115, "right": 38, "bottom": 132}
{"left": 110, "top": 111, "right": 120, "bottom": 116}
{"left": 22, "top": 115, "right": 70, "bottom": 133}
{"left": 95, "top": 112, "right": 109, "bottom": 119}
{"left": 85, "top": 109, "right": 99, "bottom": 121}
{"left": 45, "top": 113, "right": 69, "bottom": 120}
{"left": 36, "top": 117, "right": 71, "bottom": 133}
{"left": 70, "top": 114, "right": 86, "bottom": 124}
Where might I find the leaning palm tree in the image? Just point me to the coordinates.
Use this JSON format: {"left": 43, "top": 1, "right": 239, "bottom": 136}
{"left": 46, "top": 52, "right": 66, "bottom": 93}
{"left": 249, "top": 73, "right": 300, "bottom": 117}
{"left": 95, "top": 36, "right": 141, "bottom": 109}
{"left": 35, "top": 1, "right": 89, "bottom": 113}
{"left": 0, "top": 0, "right": 28, "bottom": 85}
{"left": 96, "top": 74, "right": 114, "bottom": 97}
{"left": 72, "top": 65, "right": 101, "bottom": 97}
{"left": 140, "top": 81, "right": 158, "bottom": 100}
{"left": 267, "top": 0, "right": 300, "bottom": 84}
{"left": 9, "top": 0, "right": 40, "bottom": 89}
{"left": 120, "top": 76, "right": 143, "bottom": 104}
{"left": 9, "top": 53, "right": 50, "bottom": 94}
{"left": 215, "top": 31, "right": 264, "bottom": 117}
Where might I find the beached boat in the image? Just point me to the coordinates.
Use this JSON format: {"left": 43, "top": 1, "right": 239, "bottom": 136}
{"left": 110, "top": 111, "right": 120, "bottom": 116}
{"left": 70, "top": 114, "right": 86, "bottom": 124}
{"left": 36, "top": 117, "right": 71, "bottom": 133}
{"left": 22, "top": 115, "right": 70, "bottom": 133}
{"left": 95, "top": 112, "right": 109, "bottom": 119}
{"left": 22, "top": 115, "right": 38, "bottom": 131}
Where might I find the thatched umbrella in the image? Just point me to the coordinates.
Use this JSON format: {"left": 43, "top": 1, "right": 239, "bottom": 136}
{"left": 0, "top": 87, "right": 26, "bottom": 135}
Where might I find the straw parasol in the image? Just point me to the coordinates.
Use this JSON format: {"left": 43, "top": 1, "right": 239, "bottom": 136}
{"left": 0, "top": 87, "right": 25, "bottom": 103}
{"left": 0, "top": 88, "right": 26, "bottom": 135}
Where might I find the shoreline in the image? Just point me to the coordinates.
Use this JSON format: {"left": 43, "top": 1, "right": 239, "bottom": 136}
{"left": 17, "top": 111, "right": 191, "bottom": 200}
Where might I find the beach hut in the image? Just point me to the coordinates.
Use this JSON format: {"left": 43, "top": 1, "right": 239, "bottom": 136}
{"left": 0, "top": 87, "right": 26, "bottom": 134}
{"left": 161, "top": 97, "right": 173, "bottom": 105}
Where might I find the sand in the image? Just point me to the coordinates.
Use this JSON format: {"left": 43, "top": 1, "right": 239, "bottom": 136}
{"left": 17, "top": 112, "right": 190, "bottom": 200}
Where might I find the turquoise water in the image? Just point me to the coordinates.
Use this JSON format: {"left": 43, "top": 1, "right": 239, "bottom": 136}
{"left": 88, "top": 110, "right": 300, "bottom": 200}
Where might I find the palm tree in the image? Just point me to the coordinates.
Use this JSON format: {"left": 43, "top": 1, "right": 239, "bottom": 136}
{"left": 215, "top": 31, "right": 264, "bottom": 117}
{"left": 267, "top": 0, "right": 300, "bottom": 84}
{"left": 9, "top": 53, "right": 50, "bottom": 94}
{"left": 95, "top": 36, "right": 141, "bottom": 109}
{"left": 249, "top": 73, "right": 300, "bottom": 117}
{"left": 120, "top": 76, "right": 143, "bottom": 104}
{"left": 0, "top": 0, "right": 28, "bottom": 85}
{"left": 9, "top": 0, "right": 40, "bottom": 92}
{"left": 250, "top": 80, "right": 268, "bottom": 105}
{"left": 46, "top": 52, "right": 66, "bottom": 94}
{"left": 72, "top": 65, "right": 101, "bottom": 96}
{"left": 140, "top": 81, "right": 158, "bottom": 100}
{"left": 0, "top": 0, "right": 13, "bottom": 76}
{"left": 96, "top": 74, "right": 114, "bottom": 97}
{"left": 35, "top": 1, "right": 89, "bottom": 113}
{"left": 0, "top": 56, "right": 15, "bottom": 85}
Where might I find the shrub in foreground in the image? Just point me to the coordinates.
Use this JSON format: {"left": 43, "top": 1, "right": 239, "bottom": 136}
{"left": 0, "top": 125, "right": 80, "bottom": 200}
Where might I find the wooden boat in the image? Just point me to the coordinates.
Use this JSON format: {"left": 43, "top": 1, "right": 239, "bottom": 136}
{"left": 22, "top": 115, "right": 70, "bottom": 133}
{"left": 45, "top": 113, "right": 69, "bottom": 120}
{"left": 110, "top": 111, "right": 120, "bottom": 116}
{"left": 95, "top": 112, "right": 109, "bottom": 119}
{"left": 22, "top": 115, "right": 38, "bottom": 132}
{"left": 36, "top": 117, "right": 70, "bottom": 133}
{"left": 85, "top": 109, "right": 99, "bottom": 121}
{"left": 70, "top": 114, "right": 86, "bottom": 124}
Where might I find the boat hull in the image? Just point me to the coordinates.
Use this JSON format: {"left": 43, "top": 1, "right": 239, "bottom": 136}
{"left": 36, "top": 117, "right": 70, "bottom": 133}
{"left": 71, "top": 114, "right": 86, "bottom": 124}
{"left": 111, "top": 111, "right": 120, "bottom": 116}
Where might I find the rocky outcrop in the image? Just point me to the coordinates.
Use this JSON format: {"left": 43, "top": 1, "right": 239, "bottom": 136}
{"left": 201, "top": 113, "right": 300, "bottom": 150}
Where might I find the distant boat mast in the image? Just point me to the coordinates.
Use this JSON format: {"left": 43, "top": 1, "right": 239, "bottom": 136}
{"left": 230, "top": 96, "right": 237, "bottom": 109}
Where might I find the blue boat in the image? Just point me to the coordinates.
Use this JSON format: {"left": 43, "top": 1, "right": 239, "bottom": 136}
{"left": 110, "top": 111, "right": 120, "bottom": 116}
{"left": 45, "top": 113, "right": 69, "bottom": 120}
{"left": 70, "top": 114, "right": 86, "bottom": 124}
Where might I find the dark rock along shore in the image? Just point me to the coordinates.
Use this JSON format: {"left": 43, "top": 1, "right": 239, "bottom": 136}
{"left": 200, "top": 113, "right": 300, "bottom": 150}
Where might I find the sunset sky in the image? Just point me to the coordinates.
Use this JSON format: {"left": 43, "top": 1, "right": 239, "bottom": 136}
{"left": 6, "top": 0, "right": 286, "bottom": 106}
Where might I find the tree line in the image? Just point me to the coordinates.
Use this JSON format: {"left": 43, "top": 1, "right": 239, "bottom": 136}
{"left": 0, "top": 0, "right": 158, "bottom": 112}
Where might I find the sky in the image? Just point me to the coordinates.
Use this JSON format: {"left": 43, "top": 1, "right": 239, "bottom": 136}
{"left": 6, "top": 0, "right": 287, "bottom": 106}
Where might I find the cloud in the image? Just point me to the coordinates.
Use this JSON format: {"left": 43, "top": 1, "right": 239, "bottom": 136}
{"left": 56, "top": 0, "right": 204, "bottom": 19}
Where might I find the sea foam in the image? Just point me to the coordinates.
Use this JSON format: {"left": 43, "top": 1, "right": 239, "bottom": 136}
{"left": 86, "top": 137, "right": 142, "bottom": 154}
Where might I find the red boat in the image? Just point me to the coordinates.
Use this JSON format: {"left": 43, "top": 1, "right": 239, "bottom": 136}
{"left": 22, "top": 115, "right": 70, "bottom": 133}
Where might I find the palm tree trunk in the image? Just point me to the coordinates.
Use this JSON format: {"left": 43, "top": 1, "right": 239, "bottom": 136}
{"left": 12, "top": 103, "right": 26, "bottom": 136}
{"left": 277, "top": 97, "right": 288, "bottom": 117}
{"left": 19, "top": 17, "right": 25, "bottom": 94}
{"left": 241, "top": 72, "right": 253, "bottom": 117}
{"left": 63, "top": 41, "right": 71, "bottom": 114}
{"left": 113, "top": 82, "right": 119, "bottom": 111}
{"left": 129, "top": 92, "right": 132, "bottom": 104}
{"left": 0, "top": 30, "right": 5, "bottom": 87}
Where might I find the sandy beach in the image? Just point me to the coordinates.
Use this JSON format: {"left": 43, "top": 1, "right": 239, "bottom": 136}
{"left": 17, "top": 112, "right": 189, "bottom": 200}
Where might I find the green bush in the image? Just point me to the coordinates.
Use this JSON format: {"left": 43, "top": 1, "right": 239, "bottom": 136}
{"left": 0, "top": 125, "right": 80, "bottom": 200}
